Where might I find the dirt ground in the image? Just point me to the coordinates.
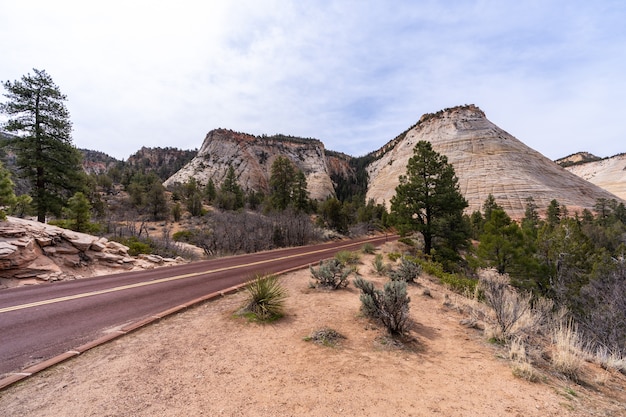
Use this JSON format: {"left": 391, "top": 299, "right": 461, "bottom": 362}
{"left": 2, "top": 245, "right": 625, "bottom": 417}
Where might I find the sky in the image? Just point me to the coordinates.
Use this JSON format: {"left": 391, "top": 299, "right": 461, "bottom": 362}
{"left": 1, "top": 0, "right": 625, "bottom": 161}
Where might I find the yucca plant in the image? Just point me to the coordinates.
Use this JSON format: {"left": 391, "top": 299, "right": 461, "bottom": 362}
{"left": 240, "top": 274, "right": 287, "bottom": 321}
{"left": 371, "top": 253, "right": 389, "bottom": 276}
{"left": 361, "top": 243, "right": 376, "bottom": 254}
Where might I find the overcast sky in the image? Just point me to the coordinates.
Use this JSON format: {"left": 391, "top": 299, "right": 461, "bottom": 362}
{"left": 1, "top": 0, "right": 625, "bottom": 161}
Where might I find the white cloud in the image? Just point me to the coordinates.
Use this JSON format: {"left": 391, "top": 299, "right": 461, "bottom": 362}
{"left": 1, "top": 0, "right": 625, "bottom": 160}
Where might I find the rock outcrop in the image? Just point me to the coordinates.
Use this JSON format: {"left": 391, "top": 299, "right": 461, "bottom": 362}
{"left": 366, "top": 105, "right": 623, "bottom": 219}
{"left": 0, "top": 217, "right": 185, "bottom": 288}
{"left": 164, "top": 129, "right": 345, "bottom": 200}
{"left": 561, "top": 153, "right": 626, "bottom": 201}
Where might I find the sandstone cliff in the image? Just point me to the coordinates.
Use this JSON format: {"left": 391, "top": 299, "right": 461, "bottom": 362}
{"left": 366, "top": 105, "right": 622, "bottom": 219}
{"left": 164, "top": 129, "right": 346, "bottom": 200}
{"left": 562, "top": 153, "right": 626, "bottom": 201}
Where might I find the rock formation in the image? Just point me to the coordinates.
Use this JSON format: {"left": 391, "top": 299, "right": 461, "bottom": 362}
{"left": 164, "top": 129, "right": 347, "bottom": 200}
{"left": 0, "top": 217, "right": 185, "bottom": 288}
{"left": 560, "top": 153, "right": 626, "bottom": 201}
{"left": 366, "top": 105, "right": 622, "bottom": 219}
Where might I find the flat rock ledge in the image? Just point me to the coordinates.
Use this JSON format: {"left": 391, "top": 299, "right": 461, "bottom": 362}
{"left": 0, "top": 217, "right": 186, "bottom": 289}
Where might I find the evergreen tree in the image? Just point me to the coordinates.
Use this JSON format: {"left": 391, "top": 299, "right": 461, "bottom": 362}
{"left": 292, "top": 170, "right": 309, "bottom": 212}
{"left": 390, "top": 141, "right": 469, "bottom": 256}
{"left": 482, "top": 193, "right": 501, "bottom": 222}
{"left": 205, "top": 178, "right": 217, "bottom": 203}
{"left": 66, "top": 191, "right": 92, "bottom": 232}
{"left": 546, "top": 199, "right": 562, "bottom": 227}
{"left": 217, "top": 166, "right": 244, "bottom": 210}
{"left": 0, "top": 161, "right": 16, "bottom": 220}
{"left": 1, "top": 69, "right": 84, "bottom": 222}
{"left": 477, "top": 208, "right": 523, "bottom": 274}
{"left": 269, "top": 156, "right": 296, "bottom": 211}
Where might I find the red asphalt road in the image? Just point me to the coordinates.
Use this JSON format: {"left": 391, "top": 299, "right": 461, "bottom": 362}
{"left": 0, "top": 234, "right": 396, "bottom": 378}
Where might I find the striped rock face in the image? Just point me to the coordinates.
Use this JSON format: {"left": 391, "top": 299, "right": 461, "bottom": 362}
{"left": 366, "top": 105, "right": 622, "bottom": 219}
{"left": 164, "top": 129, "right": 348, "bottom": 201}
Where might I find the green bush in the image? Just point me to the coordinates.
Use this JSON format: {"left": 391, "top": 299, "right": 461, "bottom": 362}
{"left": 240, "top": 274, "right": 287, "bottom": 321}
{"left": 172, "top": 230, "right": 193, "bottom": 242}
{"left": 387, "top": 252, "right": 401, "bottom": 262}
{"left": 398, "top": 237, "right": 416, "bottom": 246}
{"left": 389, "top": 256, "right": 421, "bottom": 283}
{"left": 310, "top": 259, "right": 352, "bottom": 289}
{"left": 334, "top": 250, "right": 361, "bottom": 265}
{"left": 416, "top": 258, "right": 477, "bottom": 294}
{"left": 354, "top": 276, "right": 410, "bottom": 335}
{"left": 113, "top": 236, "right": 153, "bottom": 256}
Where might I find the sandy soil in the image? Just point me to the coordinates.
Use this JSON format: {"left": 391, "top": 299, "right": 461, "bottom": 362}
{"left": 2, "top": 246, "right": 625, "bottom": 416}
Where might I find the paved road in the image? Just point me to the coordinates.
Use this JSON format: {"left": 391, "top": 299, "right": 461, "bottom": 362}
{"left": 0, "top": 235, "right": 396, "bottom": 377}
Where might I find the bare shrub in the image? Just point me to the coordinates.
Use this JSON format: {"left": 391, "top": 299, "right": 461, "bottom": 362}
{"left": 310, "top": 259, "right": 352, "bottom": 289}
{"left": 594, "top": 346, "right": 626, "bottom": 375}
{"left": 354, "top": 277, "right": 410, "bottom": 335}
{"left": 191, "top": 209, "right": 320, "bottom": 256}
{"left": 479, "top": 270, "right": 531, "bottom": 341}
{"left": 304, "top": 328, "right": 346, "bottom": 347}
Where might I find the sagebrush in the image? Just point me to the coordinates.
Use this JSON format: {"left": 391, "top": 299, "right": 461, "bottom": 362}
{"left": 354, "top": 276, "right": 410, "bottom": 335}
{"left": 310, "top": 259, "right": 352, "bottom": 289}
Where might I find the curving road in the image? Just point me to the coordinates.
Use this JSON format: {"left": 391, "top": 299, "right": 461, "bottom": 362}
{"left": 0, "top": 234, "right": 396, "bottom": 379}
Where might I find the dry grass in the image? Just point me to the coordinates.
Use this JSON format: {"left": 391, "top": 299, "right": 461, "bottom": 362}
{"left": 552, "top": 320, "right": 586, "bottom": 381}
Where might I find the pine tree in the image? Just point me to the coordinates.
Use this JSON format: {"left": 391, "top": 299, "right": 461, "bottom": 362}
{"left": 390, "top": 141, "right": 469, "bottom": 256}
{"left": 0, "top": 161, "right": 16, "bottom": 220}
{"left": 1, "top": 69, "right": 83, "bottom": 222}
{"left": 292, "top": 170, "right": 309, "bottom": 212}
{"left": 269, "top": 156, "right": 296, "bottom": 211}
{"left": 66, "top": 191, "right": 92, "bottom": 232}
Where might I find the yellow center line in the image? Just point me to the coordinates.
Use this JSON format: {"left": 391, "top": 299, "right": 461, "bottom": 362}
{"left": 0, "top": 237, "right": 387, "bottom": 314}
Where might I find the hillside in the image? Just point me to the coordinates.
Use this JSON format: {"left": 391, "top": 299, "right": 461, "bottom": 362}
{"left": 560, "top": 153, "right": 626, "bottom": 201}
{"left": 365, "top": 105, "right": 622, "bottom": 218}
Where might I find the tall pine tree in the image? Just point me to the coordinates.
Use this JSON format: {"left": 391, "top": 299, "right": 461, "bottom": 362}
{"left": 1, "top": 69, "right": 83, "bottom": 222}
{"left": 390, "top": 141, "right": 469, "bottom": 257}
